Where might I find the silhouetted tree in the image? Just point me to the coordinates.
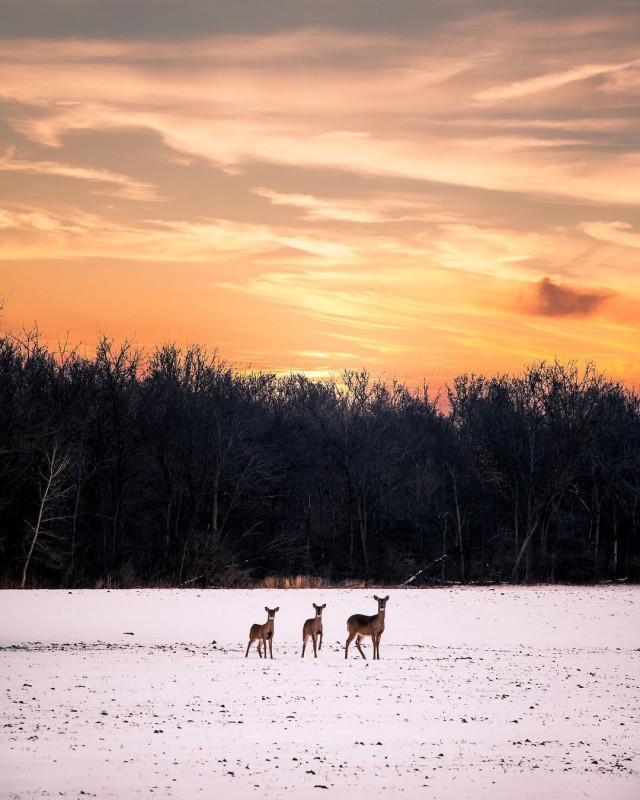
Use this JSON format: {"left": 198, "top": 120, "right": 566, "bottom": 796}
{"left": 0, "top": 330, "right": 637, "bottom": 588}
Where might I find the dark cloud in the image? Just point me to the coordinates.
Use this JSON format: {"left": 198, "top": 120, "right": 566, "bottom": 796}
{"left": 534, "top": 277, "right": 612, "bottom": 317}
{"left": 0, "top": 0, "right": 453, "bottom": 39}
{"left": 0, "top": 0, "right": 632, "bottom": 40}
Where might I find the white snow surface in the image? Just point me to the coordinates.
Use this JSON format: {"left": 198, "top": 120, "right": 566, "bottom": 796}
{"left": 1, "top": 586, "right": 639, "bottom": 799}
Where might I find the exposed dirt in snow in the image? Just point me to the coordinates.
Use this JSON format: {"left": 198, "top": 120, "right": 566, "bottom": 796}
{"left": 1, "top": 587, "right": 639, "bottom": 798}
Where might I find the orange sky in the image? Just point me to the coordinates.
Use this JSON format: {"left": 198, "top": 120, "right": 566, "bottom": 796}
{"left": 1, "top": 1, "right": 639, "bottom": 391}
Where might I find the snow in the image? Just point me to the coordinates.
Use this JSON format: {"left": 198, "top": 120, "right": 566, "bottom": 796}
{"left": 1, "top": 586, "right": 639, "bottom": 799}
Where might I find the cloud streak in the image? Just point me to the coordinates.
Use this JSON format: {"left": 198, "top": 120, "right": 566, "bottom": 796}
{"left": 0, "top": 148, "right": 159, "bottom": 200}
{"left": 474, "top": 59, "right": 640, "bottom": 102}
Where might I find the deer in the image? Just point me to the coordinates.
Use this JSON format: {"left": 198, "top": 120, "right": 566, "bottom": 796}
{"left": 301, "top": 603, "right": 326, "bottom": 658}
{"left": 245, "top": 606, "right": 279, "bottom": 659}
{"left": 345, "top": 595, "right": 389, "bottom": 660}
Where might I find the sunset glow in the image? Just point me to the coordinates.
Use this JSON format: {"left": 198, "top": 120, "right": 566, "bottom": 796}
{"left": 1, "top": 1, "right": 639, "bottom": 390}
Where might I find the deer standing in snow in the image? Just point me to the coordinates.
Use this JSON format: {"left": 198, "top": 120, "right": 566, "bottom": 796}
{"left": 301, "top": 603, "right": 326, "bottom": 658}
{"left": 245, "top": 606, "right": 279, "bottom": 658}
{"left": 345, "top": 595, "right": 389, "bottom": 659}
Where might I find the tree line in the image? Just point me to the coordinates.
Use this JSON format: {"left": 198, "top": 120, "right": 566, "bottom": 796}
{"left": 1, "top": 328, "right": 638, "bottom": 588}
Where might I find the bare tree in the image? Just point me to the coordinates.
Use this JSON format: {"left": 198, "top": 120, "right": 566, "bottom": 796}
{"left": 0, "top": 327, "right": 637, "bottom": 588}
{"left": 21, "top": 444, "right": 71, "bottom": 588}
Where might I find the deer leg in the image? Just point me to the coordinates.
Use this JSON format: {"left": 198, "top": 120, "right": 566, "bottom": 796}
{"left": 355, "top": 635, "right": 366, "bottom": 659}
{"left": 318, "top": 630, "right": 323, "bottom": 650}
{"left": 302, "top": 633, "right": 308, "bottom": 658}
{"left": 245, "top": 639, "right": 252, "bottom": 658}
{"left": 312, "top": 633, "right": 317, "bottom": 658}
{"left": 257, "top": 639, "right": 263, "bottom": 658}
{"left": 345, "top": 631, "right": 356, "bottom": 659}
{"left": 373, "top": 634, "right": 379, "bottom": 660}
{"left": 268, "top": 634, "right": 273, "bottom": 659}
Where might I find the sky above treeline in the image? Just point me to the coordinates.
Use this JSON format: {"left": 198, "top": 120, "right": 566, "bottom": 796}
{"left": 1, "top": 0, "right": 639, "bottom": 391}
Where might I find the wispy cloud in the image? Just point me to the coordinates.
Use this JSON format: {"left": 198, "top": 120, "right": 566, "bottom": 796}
{"left": 474, "top": 59, "right": 640, "bottom": 102}
{"left": 580, "top": 220, "right": 640, "bottom": 250}
{"left": 252, "top": 187, "right": 384, "bottom": 223}
{"left": 0, "top": 148, "right": 159, "bottom": 200}
{"left": 2, "top": 26, "right": 639, "bottom": 206}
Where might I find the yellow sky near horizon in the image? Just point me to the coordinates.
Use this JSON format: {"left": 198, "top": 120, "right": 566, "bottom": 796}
{"left": 1, "top": 2, "right": 639, "bottom": 392}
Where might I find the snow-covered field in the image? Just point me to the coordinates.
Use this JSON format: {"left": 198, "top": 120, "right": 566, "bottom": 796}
{"left": 1, "top": 586, "right": 639, "bottom": 799}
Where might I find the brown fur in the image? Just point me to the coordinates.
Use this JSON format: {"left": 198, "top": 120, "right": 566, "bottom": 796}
{"left": 302, "top": 603, "right": 326, "bottom": 658}
{"left": 345, "top": 595, "right": 389, "bottom": 659}
{"left": 245, "top": 606, "right": 279, "bottom": 659}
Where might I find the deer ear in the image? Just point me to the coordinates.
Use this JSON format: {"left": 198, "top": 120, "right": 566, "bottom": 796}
{"left": 374, "top": 595, "right": 380, "bottom": 601}
{"left": 322, "top": 604, "right": 326, "bottom": 609}
{"left": 265, "top": 606, "right": 269, "bottom": 612}
{"left": 384, "top": 595, "right": 389, "bottom": 601}
{"left": 275, "top": 607, "right": 279, "bottom": 612}
{"left": 313, "top": 603, "right": 318, "bottom": 609}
